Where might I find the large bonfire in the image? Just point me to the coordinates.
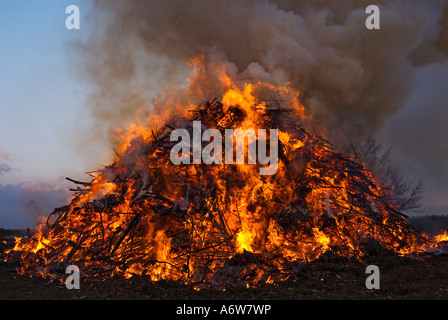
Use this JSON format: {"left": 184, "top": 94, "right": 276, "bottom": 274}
{"left": 3, "top": 58, "right": 443, "bottom": 289}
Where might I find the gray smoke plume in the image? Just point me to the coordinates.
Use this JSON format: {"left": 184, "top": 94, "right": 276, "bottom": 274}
{"left": 75, "top": 0, "right": 448, "bottom": 213}
{"left": 78, "top": 0, "right": 446, "bottom": 146}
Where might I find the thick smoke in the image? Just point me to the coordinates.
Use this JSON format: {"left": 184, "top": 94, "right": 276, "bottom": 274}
{"left": 76, "top": 0, "right": 448, "bottom": 213}
{"left": 78, "top": 0, "right": 447, "bottom": 146}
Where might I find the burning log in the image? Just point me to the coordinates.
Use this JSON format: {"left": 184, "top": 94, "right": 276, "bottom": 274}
{"left": 2, "top": 94, "right": 442, "bottom": 289}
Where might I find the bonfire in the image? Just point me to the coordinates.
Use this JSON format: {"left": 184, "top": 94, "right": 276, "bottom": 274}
{"left": 3, "top": 74, "right": 443, "bottom": 289}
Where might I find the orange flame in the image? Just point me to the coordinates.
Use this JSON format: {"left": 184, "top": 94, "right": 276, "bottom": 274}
{"left": 3, "top": 54, "right": 435, "bottom": 289}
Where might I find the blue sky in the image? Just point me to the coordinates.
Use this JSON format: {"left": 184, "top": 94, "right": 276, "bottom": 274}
{"left": 0, "top": 0, "right": 100, "bottom": 228}
{"left": 0, "top": 0, "right": 95, "bottom": 183}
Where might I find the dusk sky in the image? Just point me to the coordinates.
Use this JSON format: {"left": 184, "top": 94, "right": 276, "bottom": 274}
{"left": 1, "top": 0, "right": 448, "bottom": 229}
{"left": 0, "top": 0, "right": 98, "bottom": 228}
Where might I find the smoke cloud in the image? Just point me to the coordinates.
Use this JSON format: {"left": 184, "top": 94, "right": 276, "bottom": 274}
{"left": 78, "top": 0, "right": 447, "bottom": 144}
{"left": 75, "top": 0, "right": 448, "bottom": 213}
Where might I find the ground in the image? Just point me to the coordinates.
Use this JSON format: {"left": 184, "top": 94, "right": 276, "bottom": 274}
{"left": 1, "top": 229, "right": 448, "bottom": 300}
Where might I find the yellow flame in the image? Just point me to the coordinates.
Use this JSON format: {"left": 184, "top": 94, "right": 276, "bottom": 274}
{"left": 434, "top": 230, "right": 448, "bottom": 242}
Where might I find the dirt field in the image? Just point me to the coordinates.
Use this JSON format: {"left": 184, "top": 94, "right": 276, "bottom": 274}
{"left": 2, "top": 229, "right": 448, "bottom": 300}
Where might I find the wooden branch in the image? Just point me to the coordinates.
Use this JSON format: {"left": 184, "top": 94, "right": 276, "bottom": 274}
{"left": 66, "top": 177, "right": 92, "bottom": 187}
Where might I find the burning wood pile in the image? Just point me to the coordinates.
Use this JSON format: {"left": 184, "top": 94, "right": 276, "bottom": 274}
{"left": 3, "top": 85, "right": 439, "bottom": 288}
